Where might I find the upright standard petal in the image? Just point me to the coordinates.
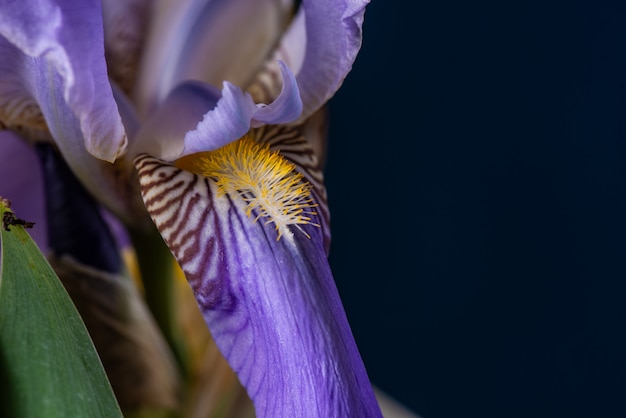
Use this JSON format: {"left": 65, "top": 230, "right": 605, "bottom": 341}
{"left": 246, "top": 9, "right": 306, "bottom": 104}
{"left": 0, "top": 0, "right": 126, "bottom": 162}
{"left": 276, "top": 0, "right": 369, "bottom": 119}
{"left": 135, "top": 150, "right": 382, "bottom": 417}
{"left": 135, "top": 0, "right": 295, "bottom": 118}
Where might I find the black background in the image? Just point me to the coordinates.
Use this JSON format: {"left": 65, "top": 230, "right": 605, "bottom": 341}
{"left": 326, "top": 1, "right": 626, "bottom": 417}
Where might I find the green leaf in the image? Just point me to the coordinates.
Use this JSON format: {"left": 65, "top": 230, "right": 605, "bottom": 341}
{"left": 0, "top": 201, "right": 123, "bottom": 418}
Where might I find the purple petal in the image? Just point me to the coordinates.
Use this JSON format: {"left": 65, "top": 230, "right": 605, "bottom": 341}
{"left": 130, "top": 81, "right": 222, "bottom": 162}
{"left": 0, "top": 40, "right": 144, "bottom": 225}
{"left": 0, "top": 3, "right": 154, "bottom": 226}
{"left": 181, "top": 82, "right": 258, "bottom": 156}
{"left": 251, "top": 61, "right": 303, "bottom": 126}
{"left": 0, "top": 0, "right": 126, "bottom": 162}
{"left": 135, "top": 0, "right": 293, "bottom": 118}
{"left": 281, "top": 0, "right": 369, "bottom": 119}
{"left": 0, "top": 131, "right": 48, "bottom": 252}
{"left": 135, "top": 155, "right": 383, "bottom": 418}
{"left": 181, "top": 64, "right": 302, "bottom": 158}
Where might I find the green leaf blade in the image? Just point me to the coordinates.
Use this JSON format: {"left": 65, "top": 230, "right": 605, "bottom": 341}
{"left": 0, "top": 202, "right": 123, "bottom": 418}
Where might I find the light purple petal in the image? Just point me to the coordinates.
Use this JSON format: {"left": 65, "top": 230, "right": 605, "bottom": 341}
{"left": 135, "top": 156, "right": 383, "bottom": 418}
{"left": 131, "top": 81, "right": 222, "bottom": 161}
{"left": 135, "top": 0, "right": 293, "bottom": 118}
{"left": 181, "top": 64, "right": 302, "bottom": 158}
{"left": 284, "top": 0, "right": 369, "bottom": 119}
{"left": 181, "top": 82, "right": 258, "bottom": 156}
{"left": 0, "top": 39, "right": 145, "bottom": 226}
{"left": 251, "top": 61, "right": 303, "bottom": 126}
{"left": 0, "top": 0, "right": 126, "bottom": 162}
{"left": 0, "top": 131, "right": 48, "bottom": 252}
{"left": 0, "top": 3, "right": 155, "bottom": 226}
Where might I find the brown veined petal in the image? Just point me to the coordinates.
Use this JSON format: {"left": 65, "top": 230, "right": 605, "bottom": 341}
{"left": 133, "top": 148, "right": 381, "bottom": 417}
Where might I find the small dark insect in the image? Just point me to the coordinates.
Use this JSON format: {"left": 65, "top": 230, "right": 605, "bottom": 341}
{"left": 2, "top": 211, "right": 35, "bottom": 231}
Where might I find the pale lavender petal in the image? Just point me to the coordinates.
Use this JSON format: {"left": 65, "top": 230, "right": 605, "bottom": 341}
{"left": 0, "top": 2, "right": 155, "bottom": 226}
{"left": 130, "top": 81, "right": 222, "bottom": 161}
{"left": 283, "top": 0, "right": 369, "bottom": 119}
{"left": 135, "top": 156, "right": 383, "bottom": 418}
{"left": 0, "top": 131, "right": 48, "bottom": 252}
{"left": 0, "top": 0, "right": 126, "bottom": 162}
{"left": 181, "top": 66, "right": 302, "bottom": 158}
{"left": 251, "top": 61, "right": 302, "bottom": 127}
{"left": 180, "top": 81, "right": 256, "bottom": 156}
{"left": 135, "top": 0, "right": 293, "bottom": 118}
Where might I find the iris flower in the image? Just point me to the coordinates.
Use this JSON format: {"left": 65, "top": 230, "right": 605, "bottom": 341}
{"left": 0, "top": 0, "right": 382, "bottom": 416}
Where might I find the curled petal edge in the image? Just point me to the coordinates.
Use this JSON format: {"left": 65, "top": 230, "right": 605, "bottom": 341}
{"left": 289, "top": 0, "right": 369, "bottom": 119}
{"left": 181, "top": 61, "right": 301, "bottom": 157}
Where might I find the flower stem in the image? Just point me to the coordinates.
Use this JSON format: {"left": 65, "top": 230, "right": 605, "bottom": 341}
{"left": 129, "top": 224, "right": 190, "bottom": 378}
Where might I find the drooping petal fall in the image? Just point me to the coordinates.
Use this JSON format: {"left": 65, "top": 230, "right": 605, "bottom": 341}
{"left": 134, "top": 142, "right": 382, "bottom": 417}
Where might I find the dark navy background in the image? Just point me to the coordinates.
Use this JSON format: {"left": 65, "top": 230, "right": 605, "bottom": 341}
{"left": 325, "top": 1, "right": 626, "bottom": 417}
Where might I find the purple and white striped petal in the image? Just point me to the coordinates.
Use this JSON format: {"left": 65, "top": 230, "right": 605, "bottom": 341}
{"left": 134, "top": 154, "right": 382, "bottom": 418}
